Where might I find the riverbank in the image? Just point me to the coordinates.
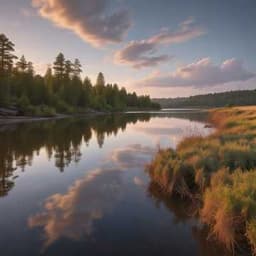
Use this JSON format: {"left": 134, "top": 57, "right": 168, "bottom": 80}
{"left": 0, "top": 114, "right": 68, "bottom": 125}
{"left": 147, "top": 106, "right": 256, "bottom": 255}
{"left": 0, "top": 106, "right": 163, "bottom": 126}
{"left": 0, "top": 108, "right": 108, "bottom": 126}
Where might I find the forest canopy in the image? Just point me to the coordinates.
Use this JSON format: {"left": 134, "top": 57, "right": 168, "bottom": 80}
{"left": 0, "top": 34, "right": 160, "bottom": 116}
{"left": 154, "top": 89, "right": 256, "bottom": 108}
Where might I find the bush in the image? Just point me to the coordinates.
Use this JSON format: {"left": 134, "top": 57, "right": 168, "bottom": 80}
{"left": 17, "top": 94, "right": 30, "bottom": 111}
{"left": 20, "top": 104, "right": 56, "bottom": 117}
{"left": 40, "top": 105, "right": 56, "bottom": 117}
{"left": 54, "top": 99, "right": 74, "bottom": 114}
{"left": 147, "top": 107, "right": 256, "bottom": 254}
{"left": 247, "top": 219, "right": 256, "bottom": 254}
{"left": 147, "top": 149, "right": 196, "bottom": 197}
{"left": 201, "top": 169, "right": 256, "bottom": 251}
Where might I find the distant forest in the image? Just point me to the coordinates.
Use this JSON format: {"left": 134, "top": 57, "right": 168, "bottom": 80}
{"left": 0, "top": 34, "right": 160, "bottom": 116}
{"left": 154, "top": 89, "right": 256, "bottom": 108}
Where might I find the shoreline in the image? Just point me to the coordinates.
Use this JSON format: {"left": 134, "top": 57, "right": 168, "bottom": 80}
{"left": 0, "top": 107, "right": 163, "bottom": 126}
{"left": 0, "top": 110, "right": 108, "bottom": 126}
{"left": 0, "top": 114, "right": 69, "bottom": 125}
{"left": 147, "top": 106, "right": 256, "bottom": 255}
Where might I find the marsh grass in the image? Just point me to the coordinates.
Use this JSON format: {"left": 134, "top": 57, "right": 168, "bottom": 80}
{"left": 146, "top": 106, "right": 256, "bottom": 254}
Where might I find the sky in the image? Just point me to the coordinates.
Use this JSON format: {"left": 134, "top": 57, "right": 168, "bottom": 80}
{"left": 1, "top": 0, "right": 256, "bottom": 98}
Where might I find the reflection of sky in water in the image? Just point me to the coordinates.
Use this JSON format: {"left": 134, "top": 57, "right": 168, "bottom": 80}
{"left": 130, "top": 117, "right": 213, "bottom": 148}
{"left": 28, "top": 144, "right": 157, "bottom": 248}
{"left": 0, "top": 113, "right": 224, "bottom": 256}
{"left": 28, "top": 168, "right": 123, "bottom": 248}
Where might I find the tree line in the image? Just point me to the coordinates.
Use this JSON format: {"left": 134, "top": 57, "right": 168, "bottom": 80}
{"left": 154, "top": 89, "right": 256, "bottom": 108}
{"left": 0, "top": 34, "right": 160, "bottom": 116}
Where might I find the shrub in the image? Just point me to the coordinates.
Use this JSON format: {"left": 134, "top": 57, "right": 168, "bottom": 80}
{"left": 247, "top": 219, "right": 256, "bottom": 254}
{"left": 54, "top": 99, "right": 74, "bottom": 114}
{"left": 147, "top": 107, "right": 256, "bottom": 254}
{"left": 201, "top": 169, "right": 256, "bottom": 251}
{"left": 40, "top": 105, "right": 56, "bottom": 117}
{"left": 17, "top": 94, "right": 30, "bottom": 111}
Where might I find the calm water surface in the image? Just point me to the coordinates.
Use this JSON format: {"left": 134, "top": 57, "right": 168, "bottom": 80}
{"left": 0, "top": 111, "right": 230, "bottom": 256}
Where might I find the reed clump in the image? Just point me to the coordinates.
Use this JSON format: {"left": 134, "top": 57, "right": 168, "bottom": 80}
{"left": 146, "top": 106, "right": 256, "bottom": 254}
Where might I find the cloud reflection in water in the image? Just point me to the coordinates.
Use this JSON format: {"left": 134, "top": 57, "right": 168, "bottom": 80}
{"left": 110, "top": 144, "right": 156, "bottom": 169}
{"left": 28, "top": 168, "right": 123, "bottom": 247}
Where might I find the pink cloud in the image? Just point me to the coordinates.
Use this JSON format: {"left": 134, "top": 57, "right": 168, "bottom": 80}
{"left": 32, "top": 0, "right": 131, "bottom": 47}
{"left": 28, "top": 168, "right": 122, "bottom": 248}
{"left": 115, "top": 18, "right": 205, "bottom": 68}
{"left": 135, "top": 58, "right": 255, "bottom": 88}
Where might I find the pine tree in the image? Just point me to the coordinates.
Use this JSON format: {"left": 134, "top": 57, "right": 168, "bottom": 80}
{"left": 64, "top": 60, "right": 73, "bottom": 80}
{"left": 53, "top": 53, "right": 65, "bottom": 94}
{"left": 73, "top": 59, "right": 82, "bottom": 79}
{"left": 95, "top": 72, "right": 105, "bottom": 95}
{"left": 0, "top": 34, "right": 16, "bottom": 76}
{"left": 16, "top": 55, "right": 28, "bottom": 73}
{"left": 44, "top": 66, "right": 53, "bottom": 96}
{"left": 0, "top": 34, "right": 17, "bottom": 106}
{"left": 53, "top": 53, "right": 65, "bottom": 80}
{"left": 27, "top": 62, "right": 34, "bottom": 76}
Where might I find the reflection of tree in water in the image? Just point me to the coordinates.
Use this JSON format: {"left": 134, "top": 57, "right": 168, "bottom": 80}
{"left": 28, "top": 168, "right": 123, "bottom": 249}
{"left": 147, "top": 181, "right": 194, "bottom": 223}
{"left": 0, "top": 113, "right": 150, "bottom": 197}
{"left": 0, "top": 159, "right": 15, "bottom": 197}
{"left": 147, "top": 181, "right": 231, "bottom": 256}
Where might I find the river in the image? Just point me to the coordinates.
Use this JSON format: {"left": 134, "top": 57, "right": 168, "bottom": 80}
{"left": 0, "top": 110, "right": 232, "bottom": 256}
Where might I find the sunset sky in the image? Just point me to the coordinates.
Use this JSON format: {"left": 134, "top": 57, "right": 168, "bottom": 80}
{"left": 1, "top": 0, "right": 256, "bottom": 97}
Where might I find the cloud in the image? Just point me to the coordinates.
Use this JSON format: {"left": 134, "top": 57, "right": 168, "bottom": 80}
{"left": 110, "top": 144, "right": 156, "bottom": 169}
{"left": 115, "top": 40, "right": 171, "bottom": 68}
{"left": 115, "top": 18, "right": 205, "bottom": 68}
{"left": 136, "top": 58, "right": 255, "bottom": 88}
{"left": 32, "top": 0, "right": 131, "bottom": 47}
{"left": 20, "top": 7, "right": 36, "bottom": 17}
{"left": 149, "top": 17, "right": 205, "bottom": 45}
{"left": 28, "top": 168, "right": 123, "bottom": 248}
{"left": 133, "top": 176, "right": 145, "bottom": 187}
{"left": 135, "top": 127, "right": 183, "bottom": 136}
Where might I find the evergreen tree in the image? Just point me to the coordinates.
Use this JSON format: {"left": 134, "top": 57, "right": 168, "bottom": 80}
{"left": 27, "top": 62, "right": 34, "bottom": 76}
{"left": 73, "top": 59, "right": 82, "bottom": 78}
{"left": 64, "top": 60, "right": 73, "bottom": 80}
{"left": 53, "top": 53, "right": 65, "bottom": 80}
{"left": 95, "top": 72, "right": 105, "bottom": 94}
{"left": 0, "top": 34, "right": 16, "bottom": 76}
{"left": 53, "top": 53, "right": 65, "bottom": 94}
{"left": 0, "top": 34, "right": 17, "bottom": 105}
{"left": 82, "top": 77, "right": 92, "bottom": 107}
{"left": 44, "top": 66, "right": 53, "bottom": 96}
{"left": 16, "top": 55, "right": 28, "bottom": 73}
{"left": 0, "top": 34, "right": 160, "bottom": 112}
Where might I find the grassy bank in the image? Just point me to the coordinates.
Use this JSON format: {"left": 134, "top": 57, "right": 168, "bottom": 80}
{"left": 147, "top": 106, "right": 256, "bottom": 254}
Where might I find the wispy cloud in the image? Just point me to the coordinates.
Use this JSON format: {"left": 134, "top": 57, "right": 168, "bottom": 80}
{"left": 20, "top": 7, "right": 36, "bottom": 17}
{"left": 135, "top": 58, "right": 255, "bottom": 88}
{"left": 32, "top": 0, "right": 132, "bottom": 47}
{"left": 115, "top": 18, "right": 205, "bottom": 68}
{"left": 110, "top": 144, "right": 156, "bottom": 169}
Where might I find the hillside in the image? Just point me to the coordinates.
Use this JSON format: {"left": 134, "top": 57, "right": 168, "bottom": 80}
{"left": 154, "top": 89, "right": 256, "bottom": 108}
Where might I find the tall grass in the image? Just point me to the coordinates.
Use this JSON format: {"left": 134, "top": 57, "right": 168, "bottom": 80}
{"left": 146, "top": 106, "right": 256, "bottom": 254}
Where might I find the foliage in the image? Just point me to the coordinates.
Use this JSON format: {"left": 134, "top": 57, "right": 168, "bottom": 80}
{"left": 154, "top": 90, "right": 256, "bottom": 108}
{"left": 0, "top": 113, "right": 151, "bottom": 196}
{"left": 0, "top": 34, "right": 160, "bottom": 115}
{"left": 146, "top": 107, "right": 256, "bottom": 254}
{"left": 201, "top": 169, "right": 256, "bottom": 252}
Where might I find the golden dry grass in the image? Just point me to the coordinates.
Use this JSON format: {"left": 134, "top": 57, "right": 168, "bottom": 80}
{"left": 147, "top": 106, "right": 256, "bottom": 254}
